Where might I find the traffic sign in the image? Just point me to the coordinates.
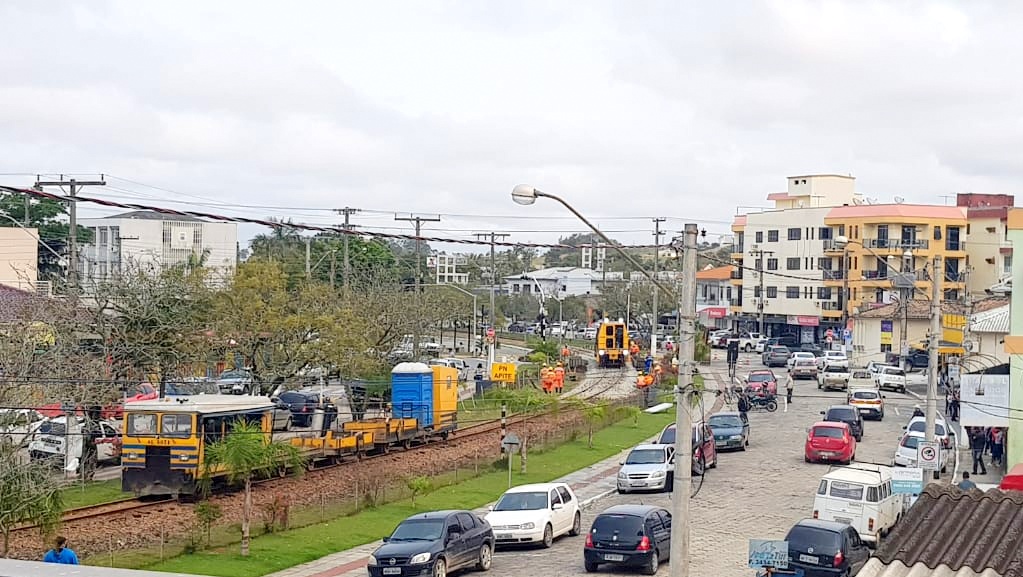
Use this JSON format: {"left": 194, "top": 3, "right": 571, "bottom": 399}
{"left": 748, "top": 539, "right": 789, "bottom": 569}
{"left": 487, "top": 327, "right": 496, "bottom": 338}
{"left": 918, "top": 441, "right": 940, "bottom": 471}
{"left": 490, "top": 362, "right": 517, "bottom": 383}
{"left": 892, "top": 467, "right": 924, "bottom": 494}
{"left": 501, "top": 432, "right": 520, "bottom": 450}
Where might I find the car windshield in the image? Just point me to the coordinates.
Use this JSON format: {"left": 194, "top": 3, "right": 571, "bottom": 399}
{"left": 770, "top": 347, "right": 789, "bottom": 354}
{"left": 390, "top": 519, "right": 445, "bottom": 541}
{"left": 884, "top": 368, "right": 906, "bottom": 377}
{"left": 852, "top": 391, "right": 879, "bottom": 400}
{"left": 709, "top": 415, "right": 744, "bottom": 428}
{"left": 825, "top": 366, "right": 847, "bottom": 373}
{"left": 902, "top": 435, "right": 921, "bottom": 449}
{"left": 493, "top": 491, "right": 547, "bottom": 511}
{"left": 829, "top": 481, "right": 865, "bottom": 500}
{"left": 908, "top": 421, "right": 946, "bottom": 436}
{"left": 626, "top": 449, "right": 666, "bottom": 465}
{"left": 592, "top": 514, "right": 643, "bottom": 537}
{"left": 658, "top": 427, "right": 676, "bottom": 444}
{"left": 827, "top": 409, "right": 857, "bottom": 421}
{"left": 786, "top": 525, "right": 842, "bottom": 552}
{"left": 219, "top": 370, "right": 248, "bottom": 380}
{"left": 748, "top": 373, "right": 774, "bottom": 382}
{"left": 795, "top": 360, "right": 815, "bottom": 367}
{"left": 812, "top": 426, "right": 845, "bottom": 439}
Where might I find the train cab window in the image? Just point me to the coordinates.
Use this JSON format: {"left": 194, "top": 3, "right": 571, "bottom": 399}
{"left": 161, "top": 414, "right": 193, "bottom": 438}
{"left": 203, "top": 416, "right": 226, "bottom": 444}
{"left": 127, "top": 413, "right": 157, "bottom": 436}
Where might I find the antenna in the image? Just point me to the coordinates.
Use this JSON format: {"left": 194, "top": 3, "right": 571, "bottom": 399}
{"left": 894, "top": 196, "right": 905, "bottom": 204}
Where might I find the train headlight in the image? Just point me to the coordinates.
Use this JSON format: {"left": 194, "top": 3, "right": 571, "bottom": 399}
{"left": 598, "top": 350, "right": 606, "bottom": 356}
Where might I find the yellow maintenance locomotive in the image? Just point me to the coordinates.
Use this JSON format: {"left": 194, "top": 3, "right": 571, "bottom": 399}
{"left": 595, "top": 319, "right": 630, "bottom": 368}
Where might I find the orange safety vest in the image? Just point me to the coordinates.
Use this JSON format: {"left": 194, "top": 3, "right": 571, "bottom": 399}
{"left": 541, "top": 369, "right": 554, "bottom": 390}
{"left": 644, "top": 374, "right": 654, "bottom": 387}
{"left": 554, "top": 367, "right": 565, "bottom": 384}
{"left": 561, "top": 347, "right": 571, "bottom": 358}
{"left": 636, "top": 375, "right": 647, "bottom": 388}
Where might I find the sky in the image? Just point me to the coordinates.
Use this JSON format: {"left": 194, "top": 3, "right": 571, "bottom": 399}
{"left": 2, "top": 0, "right": 1022, "bottom": 252}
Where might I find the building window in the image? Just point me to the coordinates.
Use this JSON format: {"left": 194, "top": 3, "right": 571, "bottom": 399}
{"left": 786, "top": 257, "right": 800, "bottom": 270}
{"left": 944, "top": 289, "right": 959, "bottom": 301}
{"left": 818, "top": 257, "right": 832, "bottom": 270}
{"left": 163, "top": 228, "right": 171, "bottom": 243}
{"left": 786, "top": 286, "right": 799, "bottom": 299}
{"left": 754, "top": 286, "right": 762, "bottom": 297}
{"left": 767, "top": 258, "right": 778, "bottom": 270}
{"left": 755, "top": 231, "right": 763, "bottom": 243}
{"left": 818, "top": 287, "right": 832, "bottom": 300}
{"left": 787, "top": 228, "right": 801, "bottom": 241}
{"left": 755, "top": 258, "right": 762, "bottom": 271}
{"left": 880, "top": 343, "right": 892, "bottom": 353}
{"left": 99, "top": 228, "right": 108, "bottom": 246}
{"left": 1004, "top": 255, "right": 1012, "bottom": 276}
{"left": 767, "top": 230, "right": 779, "bottom": 242}
{"left": 193, "top": 227, "right": 202, "bottom": 245}
{"left": 819, "top": 227, "right": 832, "bottom": 240}
{"left": 766, "top": 286, "right": 777, "bottom": 298}
{"left": 804, "top": 286, "right": 814, "bottom": 299}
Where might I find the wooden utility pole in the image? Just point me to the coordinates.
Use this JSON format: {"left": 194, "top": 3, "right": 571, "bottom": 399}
{"left": 396, "top": 214, "right": 441, "bottom": 358}
{"left": 334, "top": 207, "right": 360, "bottom": 288}
{"left": 651, "top": 218, "right": 665, "bottom": 351}
{"left": 474, "top": 232, "right": 510, "bottom": 369}
{"left": 35, "top": 175, "right": 107, "bottom": 294}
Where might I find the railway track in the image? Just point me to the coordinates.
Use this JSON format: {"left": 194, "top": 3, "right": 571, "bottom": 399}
{"left": 17, "top": 496, "right": 178, "bottom": 531}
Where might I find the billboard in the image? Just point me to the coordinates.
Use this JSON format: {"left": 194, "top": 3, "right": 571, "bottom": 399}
{"left": 880, "top": 320, "right": 893, "bottom": 346}
{"left": 960, "top": 374, "right": 1009, "bottom": 428}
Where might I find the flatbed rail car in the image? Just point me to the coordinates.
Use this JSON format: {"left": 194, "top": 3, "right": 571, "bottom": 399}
{"left": 0, "top": 558, "right": 212, "bottom": 577}
{"left": 595, "top": 319, "right": 630, "bottom": 368}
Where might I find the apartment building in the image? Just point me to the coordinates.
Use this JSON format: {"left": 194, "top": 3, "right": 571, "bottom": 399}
{"left": 730, "top": 174, "right": 862, "bottom": 342}
{"left": 78, "top": 211, "right": 237, "bottom": 287}
{"left": 822, "top": 204, "right": 969, "bottom": 319}
{"left": 695, "top": 265, "right": 732, "bottom": 330}
{"left": 958, "top": 193, "right": 1015, "bottom": 296}
{"left": 427, "top": 253, "right": 470, "bottom": 285}
{"left": 0, "top": 227, "right": 39, "bottom": 291}
{"left": 1001, "top": 207, "right": 1023, "bottom": 469}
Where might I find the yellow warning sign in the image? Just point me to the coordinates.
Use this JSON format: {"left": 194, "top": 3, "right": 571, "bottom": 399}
{"left": 490, "top": 362, "right": 517, "bottom": 383}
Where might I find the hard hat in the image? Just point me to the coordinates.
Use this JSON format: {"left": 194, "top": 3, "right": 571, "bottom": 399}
{"left": 557, "top": 362, "right": 563, "bottom": 367}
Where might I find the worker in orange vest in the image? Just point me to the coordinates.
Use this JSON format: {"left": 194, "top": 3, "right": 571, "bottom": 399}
{"left": 540, "top": 365, "right": 554, "bottom": 394}
{"left": 554, "top": 363, "right": 566, "bottom": 393}
{"left": 636, "top": 371, "right": 649, "bottom": 389}
{"left": 643, "top": 373, "right": 654, "bottom": 388}
{"left": 653, "top": 363, "right": 664, "bottom": 385}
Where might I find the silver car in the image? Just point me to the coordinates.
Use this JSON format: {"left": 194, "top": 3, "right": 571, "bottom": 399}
{"left": 616, "top": 444, "right": 675, "bottom": 493}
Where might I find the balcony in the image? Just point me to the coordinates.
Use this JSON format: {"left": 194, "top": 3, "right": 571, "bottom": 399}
{"left": 862, "top": 270, "right": 888, "bottom": 280}
{"left": 945, "top": 241, "right": 967, "bottom": 251}
{"left": 823, "top": 270, "right": 847, "bottom": 281}
{"left": 730, "top": 269, "right": 743, "bottom": 280}
{"left": 823, "top": 239, "right": 845, "bottom": 253}
{"left": 864, "top": 238, "right": 930, "bottom": 251}
{"left": 729, "top": 298, "right": 743, "bottom": 308}
{"left": 820, "top": 301, "right": 843, "bottom": 311}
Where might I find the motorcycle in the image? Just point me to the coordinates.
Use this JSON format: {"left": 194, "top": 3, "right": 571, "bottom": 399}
{"left": 748, "top": 393, "right": 778, "bottom": 413}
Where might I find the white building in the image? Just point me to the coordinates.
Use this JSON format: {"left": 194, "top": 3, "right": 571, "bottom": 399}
{"left": 427, "top": 253, "right": 469, "bottom": 285}
{"left": 504, "top": 267, "right": 602, "bottom": 298}
{"left": 695, "top": 265, "right": 733, "bottom": 329}
{"left": 79, "top": 211, "right": 237, "bottom": 287}
{"left": 968, "top": 303, "right": 1010, "bottom": 365}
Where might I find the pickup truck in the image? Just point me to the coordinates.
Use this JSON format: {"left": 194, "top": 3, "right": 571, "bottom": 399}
{"left": 733, "top": 332, "right": 764, "bottom": 352}
{"left": 817, "top": 364, "right": 851, "bottom": 391}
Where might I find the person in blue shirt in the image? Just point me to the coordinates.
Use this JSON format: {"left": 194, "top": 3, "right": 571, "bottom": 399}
{"left": 644, "top": 354, "right": 653, "bottom": 374}
{"left": 957, "top": 471, "right": 977, "bottom": 491}
{"left": 43, "top": 536, "right": 78, "bottom": 564}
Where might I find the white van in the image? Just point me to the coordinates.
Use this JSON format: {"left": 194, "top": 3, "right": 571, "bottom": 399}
{"left": 812, "top": 464, "right": 903, "bottom": 545}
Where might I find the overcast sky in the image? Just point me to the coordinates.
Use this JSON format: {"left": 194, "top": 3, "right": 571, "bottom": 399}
{"left": 2, "top": 1, "right": 1021, "bottom": 251}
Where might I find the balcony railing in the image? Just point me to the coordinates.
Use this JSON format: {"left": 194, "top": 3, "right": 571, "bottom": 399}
{"left": 730, "top": 270, "right": 743, "bottom": 280}
{"left": 820, "top": 301, "right": 843, "bottom": 311}
{"left": 863, "top": 270, "right": 888, "bottom": 280}
{"left": 823, "top": 270, "right": 847, "bottom": 280}
{"left": 864, "top": 238, "right": 929, "bottom": 250}
{"left": 823, "top": 239, "right": 844, "bottom": 252}
{"left": 729, "top": 299, "right": 743, "bottom": 308}
{"left": 945, "top": 241, "right": 967, "bottom": 251}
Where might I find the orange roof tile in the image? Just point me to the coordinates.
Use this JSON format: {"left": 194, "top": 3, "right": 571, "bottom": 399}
{"left": 732, "top": 215, "right": 747, "bottom": 228}
{"left": 767, "top": 192, "right": 791, "bottom": 201}
{"left": 695, "top": 266, "right": 733, "bottom": 281}
{"left": 826, "top": 204, "right": 967, "bottom": 220}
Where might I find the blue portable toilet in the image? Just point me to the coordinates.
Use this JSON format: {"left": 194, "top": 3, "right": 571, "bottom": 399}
{"left": 391, "top": 362, "right": 434, "bottom": 428}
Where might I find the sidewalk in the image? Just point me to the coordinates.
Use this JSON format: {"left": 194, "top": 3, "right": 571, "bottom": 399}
{"left": 266, "top": 443, "right": 645, "bottom": 577}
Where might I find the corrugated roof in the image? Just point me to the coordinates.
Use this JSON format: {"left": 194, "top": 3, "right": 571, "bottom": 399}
{"left": 0, "top": 285, "right": 38, "bottom": 322}
{"left": 970, "top": 305, "right": 1010, "bottom": 334}
{"left": 857, "top": 297, "right": 1007, "bottom": 320}
{"left": 872, "top": 484, "right": 1023, "bottom": 576}
{"left": 695, "top": 265, "right": 732, "bottom": 281}
{"left": 859, "top": 559, "right": 1001, "bottom": 577}
{"left": 826, "top": 204, "right": 968, "bottom": 220}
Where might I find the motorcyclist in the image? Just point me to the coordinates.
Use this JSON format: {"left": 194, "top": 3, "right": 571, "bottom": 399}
{"left": 913, "top": 405, "right": 925, "bottom": 418}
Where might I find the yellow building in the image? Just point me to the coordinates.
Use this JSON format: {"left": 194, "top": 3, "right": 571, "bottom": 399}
{"left": 823, "top": 204, "right": 969, "bottom": 322}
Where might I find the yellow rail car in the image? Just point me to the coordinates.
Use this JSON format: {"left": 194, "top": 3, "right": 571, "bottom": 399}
{"left": 121, "top": 395, "right": 274, "bottom": 497}
{"left": 595, "top": 320, "right": 630, "bottom": 368}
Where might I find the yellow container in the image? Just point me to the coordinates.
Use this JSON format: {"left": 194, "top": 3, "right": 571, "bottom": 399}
{"left": 432, "top": 365, "right": 458, "bottom": 430}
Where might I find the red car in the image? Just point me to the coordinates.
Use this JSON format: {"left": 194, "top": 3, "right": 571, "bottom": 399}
{"left": 655, "top": 422, "right": 719, "bottom": 475}
{"left": 804, "top": 421, "right": 856, "bottom": 465}
{"left": 745, "top": 370, "right": 778, "bottom": 395}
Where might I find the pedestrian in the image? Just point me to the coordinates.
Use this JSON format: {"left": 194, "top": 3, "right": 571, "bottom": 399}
{"left": 644, "top": 354, "right": 653, "bottom": 374}
{"left": 991, "top": 428, "right": 1005, "bottom": 466}
{"left": 553, "top": 362, "right": 566, "bottom": 394}
{"left": 785, "top": 372, "right": 794, "bottom": 404}
{"left": 474, "top": 363, "right": 484, "bottom": 382}
{"left": 43, "top": 536, "right": 78, "bottom": 564}
{"left": 737, "top": 391, "right": 750, "bottom": 424}
{"left": 970, "top": 428, "right": 988, "bottom": 475}
{"left": 957, "top": 471, "right": 977, "bottom": 491}
{"left": 949, "top": 388, "right": 960, "bottom": 421}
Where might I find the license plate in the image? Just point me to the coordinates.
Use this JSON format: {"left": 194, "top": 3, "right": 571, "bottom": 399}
{"left": 496, "top": 534, "right": 511, "bottom": 540}
{"left": 859, "top": 408, "right": 871, "bottom": 413}
{"left": 631, "top": 481, "right": 647, "bottom": 487}
{"left": 799, "top": 554, "right": 819, "bottom": 564}
{"left": 819, "top": 451, "right": 834, "bottom": 457}
{"left": 835, "top": 517, "right": 853, "bottom": 524}
{"left": 604, "top": 554, "right": 625, "bottom": 562}
{"left": 382, "top": 568, "right": 402, "bottom": 575}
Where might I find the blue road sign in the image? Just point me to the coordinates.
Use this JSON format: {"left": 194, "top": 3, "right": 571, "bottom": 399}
{"left": 892, "top": 467, "right": 924, "bottom": 494}
{"left": 749, "top": 539, "right": 789, "bottom": 569}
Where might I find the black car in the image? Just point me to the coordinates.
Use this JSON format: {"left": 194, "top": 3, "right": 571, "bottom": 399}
{"left": 368, "top": 510, "right": 494, "bottom": 577}
{"left": 277, "top": 390, "right": 333, "bottom": 428}
{"left": 784, "top": 518, "right": 870, "bottom": 576}
{"left": 584, "top": 504, "right": 671, "bottom": 575}
{"left": 820, "top": 405, "right": 864, "bottom": 442}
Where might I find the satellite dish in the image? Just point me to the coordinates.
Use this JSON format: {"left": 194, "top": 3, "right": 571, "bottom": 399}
{"left": 894, "top": 196, "right": 905, "bottom": 204}
{"left": 964, "top": 340, "right": 976, "bottom": 353}
{"left": 852, "top": 197, "right": 864, "bottom": 205}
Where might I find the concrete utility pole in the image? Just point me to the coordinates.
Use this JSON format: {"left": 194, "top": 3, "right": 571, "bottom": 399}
{"left": 334, "top": 207, "right": 360, "bottom": 288}
{"left": 670, "top": 223, "right": 699, "bottom": 577}
{"left": 925, "top": 255, "right": 942, "bottom": 469}
{"left": 474, "top": 232, "right": 510, "bottom": 369}
{"left": 651, "top": 218, "right": 665, "bottom": 352}
{"left": 35, "top": 175, "right": 106, "bottom": 294}
{"left": 396, "top": 214, "right": 441, "bottom": 359}
{"left": 305, "top": 237, "right": 312, "bottom": 280}
{"left": 900, "top": 250, "right": 915, "bottom": 368}
{"left": 840, "top": 245, "right": 851, "bottom": 329}
{"left": 747, "top": 246, "right": 773, "bottom": 334}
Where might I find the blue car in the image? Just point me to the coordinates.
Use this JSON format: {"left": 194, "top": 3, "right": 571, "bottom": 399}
{"left": 707, "top": 411, "right": 749, "bottom": 451}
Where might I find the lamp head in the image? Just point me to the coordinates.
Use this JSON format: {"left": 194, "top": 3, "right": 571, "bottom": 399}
{"left": 511, "top": 184, "right": 538, "bottom": 205}
{"left": 834, "top": 235, "right": 849, "bottom": 246}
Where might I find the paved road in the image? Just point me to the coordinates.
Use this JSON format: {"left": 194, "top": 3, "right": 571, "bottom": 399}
{"left": 488, "top": 355, "right": 930, "bottom": 576}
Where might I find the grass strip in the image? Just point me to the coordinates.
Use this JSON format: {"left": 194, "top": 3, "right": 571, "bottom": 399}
{"left": 60, "top": 479, "right": 130, "bottom": 509}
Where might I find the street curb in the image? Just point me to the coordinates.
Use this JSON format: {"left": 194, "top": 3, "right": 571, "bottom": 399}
{"left": 580, "top": 488, "right": 618, "bottom": 510}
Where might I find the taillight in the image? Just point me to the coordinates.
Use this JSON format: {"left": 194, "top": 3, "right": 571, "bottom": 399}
{"left": 636, "top": 536, "right": 652, "bottom": 552}
{"left": 834, "top": 550, "right": 844, "bottom": 567}
{"left": 585, "top": 533, "right": 594, "bottom": 548}
{"left": 303, "top": 407, "right": 309, "bottom": 412}
{"left": 812, "top": 510, "right": 818, "bottom": 519}
{"left": 868, "top": 518, "right": 874, "bottom": 531}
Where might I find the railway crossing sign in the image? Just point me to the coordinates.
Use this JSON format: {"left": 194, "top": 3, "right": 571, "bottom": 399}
{"left": 917, "top": 441, "right": 940, "bottom": 471}
{"left": 487, "top": 327, "right": 495, "bottom": 338}
{"left": 490, "top": 362, "right": 517, "bottom": 383}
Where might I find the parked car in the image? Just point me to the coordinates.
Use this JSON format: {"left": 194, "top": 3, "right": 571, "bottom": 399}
{"left": 368, "top": 510, "right": 494, "bottom": 577}
{"left": 805, "top": 422, "right": 857, "bottom": 465}
{"left": 745, "top": 370, "right": 779, "bottom": 395}
{"left": 617, "top": 444, "right": 675, "bottom": 494}
{"left": 816, "top": 351, "right": 849, "bottom": 371}
{"left": 0, "top": 409, "right": 45, "bottom": 449}
{"left": 485, "top": 483, "right": 581, "bottom": 547}
{"left": 584, "top": 504, "right": 672, "bottom": 575}
{"left": 784, "top": 518, "right": 870, "bottom": 576}
{"left": 269, "top": 399, "right": 293, "bottom": 431}
{"left": 762, "top": 346, "right": 791, "bottom": 367}
{"left": 277, "top": 390, "right": 331, "bottom": 428}
{"left": 821, "top": 405, "right": 864, "bottom": 441}
{"left": 216, "top": 369, "right": 256, "bottom": 395}
{"left": 713, "top": 332, "right": 737, "bottom": 348}
{"left": 799, "top": 344, "right": 825, "bottom": 357}
{"left": 818, "top": 364, "right": 851, "bottom": 391}
{"left": 813, "top": 464, "right": 903, "bottom": 545}
{"left": 583, "top": 327, "right": 598, "bottom": 340}
{"left": 787, "top": 351, "right": 815, "bottom": 370}
{"left": 28, "top": 416, "right": 122, "bottom": 465}
{"left": 707, "top": 411, "right": 749, "bottom": 451}
{"left": 847, "top": 388, "right": 885, "bottom": 420}
{"left": 760, "top": 334, "right": 800, "bottom": 350}
{"left": 791, "top": 358, "right": 819, "bottom": 380}
{"left": 904, "top": 415, "right": 955, "bottom": 451}
{"left": 893, "top": 430, "right": 949, "bottom": 473}
{"left": 654, "top": 422, "right": 718, "bottom": 475}
{"left": 874, "top": 366, "right": 907, "bottom": 393}
{"left": 905, "top": 350, "right": 930, "bottom": 368}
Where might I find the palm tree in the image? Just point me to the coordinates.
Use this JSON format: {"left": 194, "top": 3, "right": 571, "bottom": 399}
{"left": 201, "top": 420, "right": 305, "bottom": 556}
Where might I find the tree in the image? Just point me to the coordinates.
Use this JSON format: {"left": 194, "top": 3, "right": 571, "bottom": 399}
{"left": 0, "top": 190, "right": 93, "bottom": 283}
{"left": 406, "top": 476, "right": 432, "bottom": 507}
{"left": 579, "top": 402, "right": 607, "bottom": 449}
{"left": 201, "top": 420, "right": 304, "bottom": 556}
{"left": 0, "top": 444, "right": 63, "bottom": 556}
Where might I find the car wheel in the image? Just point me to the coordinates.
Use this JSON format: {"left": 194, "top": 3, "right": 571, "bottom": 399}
{"left": 433, "top": 558, "right": 447, "bottom": 577}
{"left": 584, "top": 560, "right": 599, "bottom": 573}
{"left": 642, "top": 550, "right": 659, "bottom": 575}
{"left": 569, "top": 511, "right": 582, "bottom": 536}
{"left": 709, "top": 454, "right": 718, "bottom": 469}
{"left": 542, "top": 523, "right": 553, "bottom": 548}
{"left": 475, "top": 543, "right": 493, "bottom": 571}
{"left": 804, "top": 455, "right": 811, "bottom": 463}
{"left": 284, "top": 417, "right": 292, "bottom": 432}
{"left": 744, "top": 344, "right": 752, "bottom": 352}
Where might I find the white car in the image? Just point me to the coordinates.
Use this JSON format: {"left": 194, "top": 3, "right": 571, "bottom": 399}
{"left": 893, "top": 430, "right": 949, "bottom": 473}
{"left": 28, "top": 416, "right": 122, "bottom": 465}
{"left": 787, "top": 351, "right": 815, "bottom": 370}
{"left": 583, "top": 327, "right": 598, "bottom": 340}
{"left": 485, "top": 482, "right": 581, "bottom": 548}
{"left": 754, "top": 338, "right": 771, "bottom": 353}
{"left": 875, "top": 366, "right": 907, "bottom": 393}
{"left": 0, "top": 409, "right": 45, "bottom": 449}
{"left": 904, "top": 415, "right": 956, "bottom": 452}
{"left": 816, "top": 351, "right": 849, "bottom": 370}
{"left": 617, "top": 443, "right": 675, "bottom": 493}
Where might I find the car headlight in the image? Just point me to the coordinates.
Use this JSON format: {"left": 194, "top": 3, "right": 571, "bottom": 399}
{"left": 650, "top": 470, "right": 666, "bottom": 478}
{"left": 409, "top": 552, "right": 431, "bottom": 565}
{"left": 368, "top": 555, "right": 377, "bottom": 566}
{"left": 730, "top": 435, "right": 742, "bottom": 440}
{"left": 618, "top": 471, "right": 627, "bottom": 478}
{"left": 521, "top": 522, "right": 535, "bottom": 530}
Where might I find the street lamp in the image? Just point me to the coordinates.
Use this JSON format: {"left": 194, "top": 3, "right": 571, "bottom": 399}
{"left": 511, "top": 185, "right": 697, "bottom": 577}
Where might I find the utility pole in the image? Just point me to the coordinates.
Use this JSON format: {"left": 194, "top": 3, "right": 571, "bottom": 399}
{"left": 334, "top": 207, "right": 360, "bottom": 288}
{"left": 396, "top": 214, "right": 441, "bottom": 359}
{"left": 305, "top": 237, "right": 312, "bottom": 280}
{"left": 652, "top": 218, "right": 665, "bottom": 352}
{"left": 670, "top": 223, "right": 699, "bottom": 577}
{"left": 899, "top": 250, "right": 915, "bottom": 368}
{"left": 474, "top": 232, "right": 510, "bottom": 369}
{"left": 747, "top": 246, "right": 773, "bottom": 335}
{"left": 841, "top": 246, "right": 850, "bottom": 329}
{"left": 35, "top": 175, "right": 106, "bottom": 294}
{"left": 925, "top": 254, "right": 942, "bottom": 477}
